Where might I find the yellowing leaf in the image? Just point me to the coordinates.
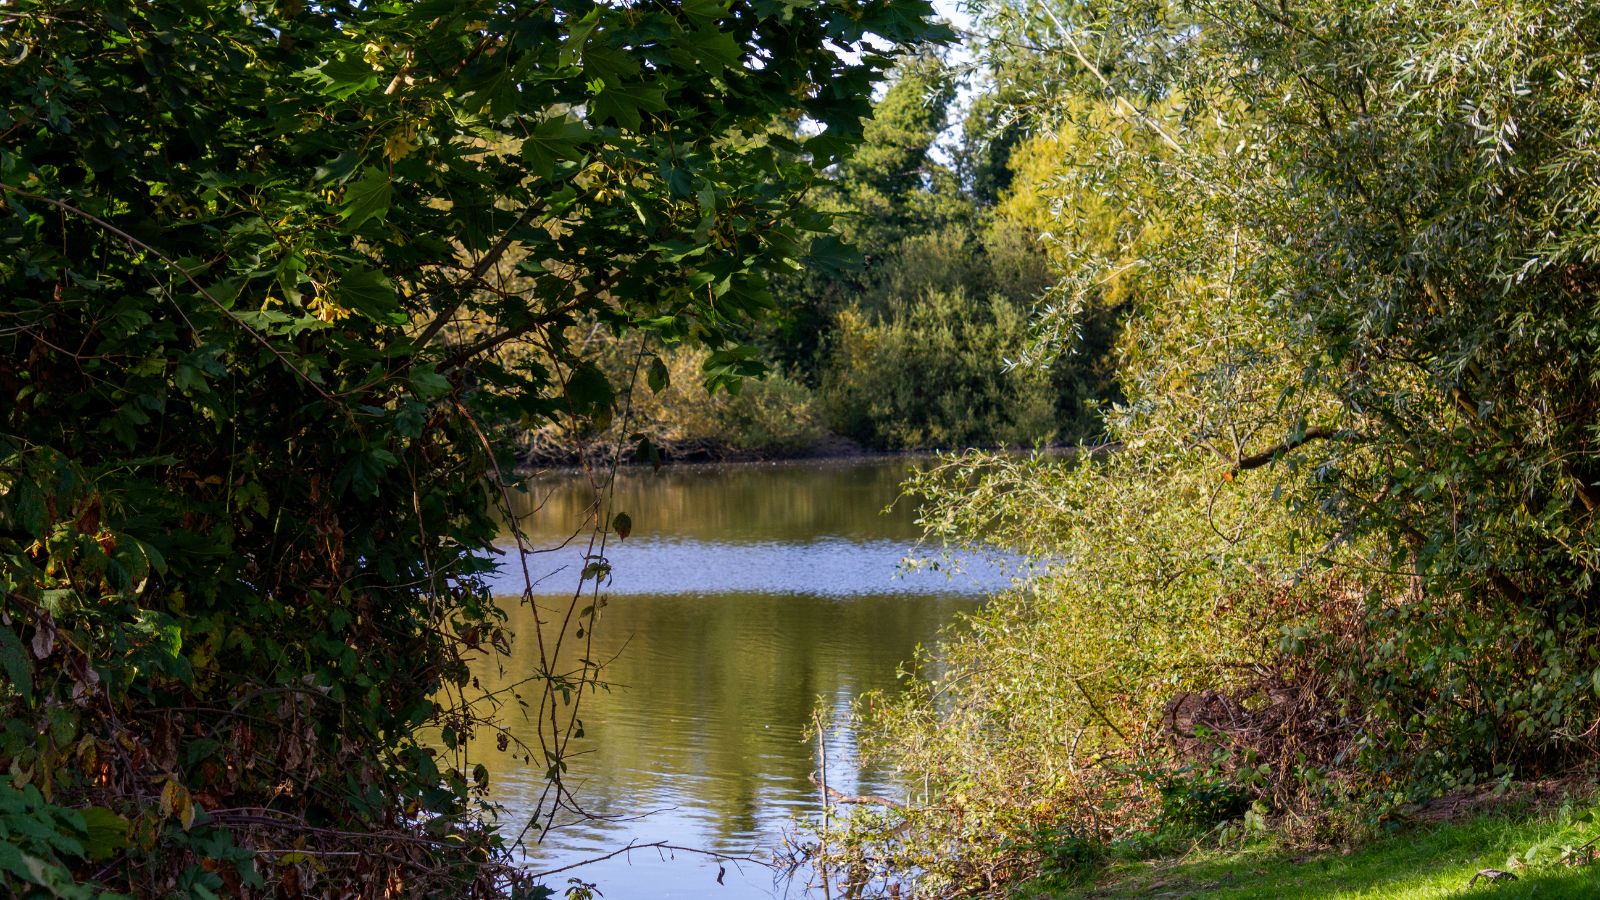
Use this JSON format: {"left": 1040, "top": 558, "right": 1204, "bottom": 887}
{"left": 384, "top": 123, "right": 419, "bottom": 162}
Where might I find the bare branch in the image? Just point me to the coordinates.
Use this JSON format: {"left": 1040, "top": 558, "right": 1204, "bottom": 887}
{"left": 528, "top": 839, "right": 772, "bottom": 880}
{"left": 405, "top": 200, "right": 547, "bottom": 351}
{"left": 1229, "top": 426, "right": 1346, "bottom": 477}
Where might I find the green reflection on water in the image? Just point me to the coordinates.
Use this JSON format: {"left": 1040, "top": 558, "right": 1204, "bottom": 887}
{"left": 507, "top": 458, "right": 932, "bottom": 544}
{"left": 470, "top": 589, "right": 976, "bottom": 852}
{"left": 458, "top": 458, "right": 982, "bottom": 895}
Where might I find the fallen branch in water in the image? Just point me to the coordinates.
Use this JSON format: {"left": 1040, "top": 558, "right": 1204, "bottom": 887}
{"left": 809, "top": 772, "right": 905, "bottom": 808}
{"left": 527, "top": 839, "right": 772, "bottom": 880}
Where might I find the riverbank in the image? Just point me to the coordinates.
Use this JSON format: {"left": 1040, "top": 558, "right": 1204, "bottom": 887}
{"left": 1033, "top": 780, "right": 1600, "bottom": 899}
{"left": 516, "top": 431, "right": 873, "bottom": 471}
{"left": 514, "top": 436, "right": 1094, "bottom": 475}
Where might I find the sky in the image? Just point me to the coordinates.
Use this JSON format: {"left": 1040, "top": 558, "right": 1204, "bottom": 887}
{"left": 930, "top": 0, "right": 980, "bottom": 167}
{"left": 934, "top": 0, "right": 974, "bottom": 31}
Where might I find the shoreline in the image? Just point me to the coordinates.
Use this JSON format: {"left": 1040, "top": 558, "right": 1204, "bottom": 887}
{"left": 514, "top": 437, "right": 1084, "bottom": 476}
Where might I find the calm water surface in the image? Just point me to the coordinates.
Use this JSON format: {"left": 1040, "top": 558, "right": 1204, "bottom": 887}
{"left": 468, "top": 458, "right": 1009, "bottom": 898}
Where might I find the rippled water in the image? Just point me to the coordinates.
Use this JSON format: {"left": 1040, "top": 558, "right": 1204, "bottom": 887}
{"left": 466, "top": 458, "right": 1009, "bottom": 897}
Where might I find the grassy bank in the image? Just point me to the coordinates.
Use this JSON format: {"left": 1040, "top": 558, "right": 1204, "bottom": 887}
{"left": 1034, "top": 793, "right": 1600, "bottom": 899}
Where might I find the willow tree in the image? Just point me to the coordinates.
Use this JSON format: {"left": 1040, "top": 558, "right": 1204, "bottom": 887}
{"left": 1060, "top": 0, "right": 1600, "bottom": 787}
{"left": 946, "top": 0, "right": 1600, "bottom": 792}
{"left": 843, "top": 0, "right": 1600, "bottom": 890}
{"left": 0, "top": 0, "right": 946, "bottom": 895}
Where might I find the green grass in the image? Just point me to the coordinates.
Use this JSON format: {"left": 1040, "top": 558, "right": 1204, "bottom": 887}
{"left": 1033, "top": 804, "right": 1600, "bottom": 899}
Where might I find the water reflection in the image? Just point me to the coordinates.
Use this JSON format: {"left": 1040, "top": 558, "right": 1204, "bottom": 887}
{"left": 507, "top": 458, "right": 930, "bottom": 544}
{"left": 470, "top": 459, "right": 1001, "bottom": 897}
{"left": 494, "top": 537, "right": 1003, "bottom": 598}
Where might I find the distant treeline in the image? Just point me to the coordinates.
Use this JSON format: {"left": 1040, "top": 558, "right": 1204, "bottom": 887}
{"left": 518, "top": 57, "right": 1121, "bottom": 464}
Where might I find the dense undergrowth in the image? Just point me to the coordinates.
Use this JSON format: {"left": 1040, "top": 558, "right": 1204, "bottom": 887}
{"left": 807, "top": 0, "right": 1600, "bottom": 896}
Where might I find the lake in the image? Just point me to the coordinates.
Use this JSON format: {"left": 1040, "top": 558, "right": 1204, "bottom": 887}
{"left": 464, "top": 458, "right": 1011, "bottom": 898}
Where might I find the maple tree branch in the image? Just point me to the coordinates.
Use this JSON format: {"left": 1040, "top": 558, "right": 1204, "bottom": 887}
{"left": 406, "top": 199, "right": 547, "bottom": 351}
{"left": 0, "top": 183, "right": 336, "bottom": 402}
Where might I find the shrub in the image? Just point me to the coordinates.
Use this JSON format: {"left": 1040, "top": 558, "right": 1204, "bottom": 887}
{"left": 820, "top": 290, "right": 1062, "bottom": 450}
{"left": 520, "top": 340, "right": 828, "bottom": 462}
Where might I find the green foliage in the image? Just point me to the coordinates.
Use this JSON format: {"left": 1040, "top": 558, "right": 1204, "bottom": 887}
{"left": 514, "top": 50, "right": 1120, "bottom": 459}
{"left": 1188, "top": 0, "right": 1600, "bottom": 799}
{"left": 0, "top": 779, "right": 125, "bottom": 899}
{"left": 0, "top": 0, "right": 943, "bottom": 893}
{"left": 713, "top": 375, "right": 829, "bottom": 454}
{"left": 846, "top": 445, "right": 1324, "bottom": 894}
{"left": 837, "top": 0, "right": 1600, "bottom": 892}
{"left": 838, "top": 55, "right": 964, "bottom": 240}
{"left": 521, "top": 338, "right": 828, "bottom": 461}
{"left": 1142, "top": 764, "right": 1253, "bottom": 838}
{"left": 767, "top": 56, "right": 973, "bottom": 379}
{"left": 821, "top": 288, "right": 1061, "bottom": 449}
{"left": 706, "top": 48, "right": 1128, "bottom": 454}
{"left": 1051, "top": 0, "right": 1600, "bottom": 794}
{"left": 792, "top": 62, "right": 1120, "bottom": 450}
